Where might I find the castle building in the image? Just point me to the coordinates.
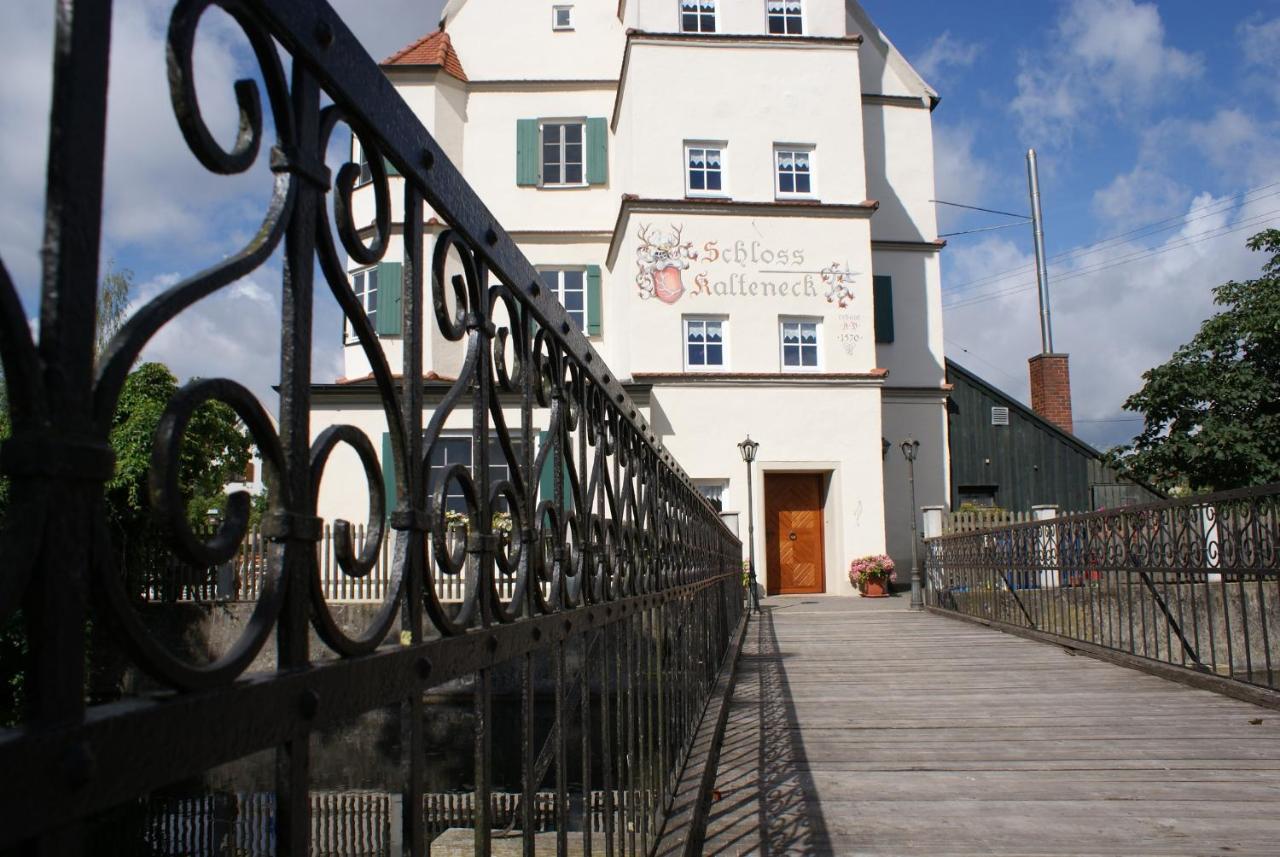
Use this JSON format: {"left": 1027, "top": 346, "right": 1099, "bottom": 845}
{"left": 311, "top": 0, "right": 950, "bottom": 596}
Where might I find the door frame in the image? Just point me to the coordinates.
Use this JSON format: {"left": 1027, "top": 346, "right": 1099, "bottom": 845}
{"left": 763, "top": 471, "right": 828, "bottom": 595}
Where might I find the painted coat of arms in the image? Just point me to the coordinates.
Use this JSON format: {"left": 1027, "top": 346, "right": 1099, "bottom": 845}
{"left": 821, "top": 262, "right": 857, "bottom": 308}
{"left": 635, "top": 224, "right": 696, "bottom": 304}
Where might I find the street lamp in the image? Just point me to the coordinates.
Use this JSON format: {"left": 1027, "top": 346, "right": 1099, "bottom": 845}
{"left": 737, "top": 435, "right": 761, "bottom": 612}
{"left": 900, "top": 437, "right": 923, "bottom": 610}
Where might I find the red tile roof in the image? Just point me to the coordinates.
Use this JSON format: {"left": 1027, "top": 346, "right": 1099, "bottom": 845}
{"left": 381, "top": 29, "right": 468, "bottom": 81}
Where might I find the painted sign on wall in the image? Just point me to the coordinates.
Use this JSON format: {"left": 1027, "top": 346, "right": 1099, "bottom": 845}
{"left": 635, "top": 223, "right": 858, "bottom": 308}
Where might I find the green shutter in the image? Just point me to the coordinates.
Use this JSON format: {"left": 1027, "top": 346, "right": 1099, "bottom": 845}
{"left": 382, "top": 431, "right": 396, "bottom": 515}
{"left": 376, "top": 261, "right": 403, "bottom": 336}
{"left": 516, "top": 119, "right": 539, "bottom": 186}
{"left": 873, "top": 275, "right": 894, "bottom": 344}
{"left": 586, "top": 265, "right": 602, "bottom": 336}
{"left": 538, "top": 430, "right": 554, "bottom": 505}
{"left": 538, "top": 430, "right": 574, "bottom": 510}
{"left": 586, "top": 117, "right": 608, "bottom": 185}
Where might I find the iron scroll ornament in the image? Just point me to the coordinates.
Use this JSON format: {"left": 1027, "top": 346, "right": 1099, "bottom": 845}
{"left": 0, "top": 0, "right": 736, "bottom": 683}
{"left": 0, "top": 1, "right": 743, "bottom": 852}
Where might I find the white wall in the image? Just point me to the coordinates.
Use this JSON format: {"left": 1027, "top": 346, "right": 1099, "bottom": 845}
{"left": 862, "top": 104, "right": 938, "bottom": 241}
{"left": 871, "top": 248, "right": 944, "bottom": 387}
{"left": 447, "top": 0, "right": 625, "bottom": 80}
{"left": 651, "top": 382, "right": 887, "bottom": 596}
{"left": 880, "top": 392, "right": 949, "bottom": 581}
{"left": 635, "top": 0, "right": 849, "bottom": 37}
{"left": 616, "top": 39, "right": 865, "bottom": 204}
{"left": 614, "top": 210, "right": 877, "bottom": 375}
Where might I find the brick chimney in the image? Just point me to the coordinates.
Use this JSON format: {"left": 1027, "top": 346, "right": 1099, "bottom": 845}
{"left": 1028, "top": 353, "right": 1073, "bottom": 433}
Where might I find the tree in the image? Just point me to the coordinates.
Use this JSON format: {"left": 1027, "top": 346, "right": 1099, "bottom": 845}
{"left": 106, "top": 362, "right": 252, "bottom": 596}
{"left": 1112, "top": 229, "right": 1280, "bottom": 492}
{"left": 1, "top": 264, "right": 252, "bottom": 720}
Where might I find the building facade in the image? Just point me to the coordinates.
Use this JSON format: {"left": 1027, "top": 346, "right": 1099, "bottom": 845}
{"left": 312, "top": 0, "right": 950, "bottom": 596}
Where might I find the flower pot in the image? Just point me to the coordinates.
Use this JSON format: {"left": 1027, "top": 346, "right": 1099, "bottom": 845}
{"left": 860, "top": 578, "right": 890, "bottom": 598}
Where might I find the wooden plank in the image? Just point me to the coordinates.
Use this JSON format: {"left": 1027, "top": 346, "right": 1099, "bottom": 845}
{"left": 704, "top": 596, "right": 1280, "bottom": 856}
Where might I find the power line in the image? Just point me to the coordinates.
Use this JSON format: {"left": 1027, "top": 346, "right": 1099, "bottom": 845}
{"left": 939, "top": 220, "right": 1031, "bottom": 239}
{"left": 944, "top": 338, "right": 1026, "bottom": 389}
{"left": 943, "top": 210, "right": 1279, "bottom": 311}
{"left": 932, "top": 199, "right": 1029, "bottom": 219}
{"left": 945, "top": 181, "right": 1280, "bottom": 296}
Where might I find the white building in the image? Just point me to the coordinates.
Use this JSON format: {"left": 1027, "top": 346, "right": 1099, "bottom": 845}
{"left": 312, "top": 0, "right": 950, "bottom": 597}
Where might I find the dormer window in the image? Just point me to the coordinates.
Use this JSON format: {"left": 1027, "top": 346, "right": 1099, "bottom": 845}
{"left": 681, "top": 0, "right": 717, "bottom": 33}
{"left": 552, "top": 5, "right": 574, "bottom": 30}
{"left": 767, "top": 0, "right": 803, "bottom": 35}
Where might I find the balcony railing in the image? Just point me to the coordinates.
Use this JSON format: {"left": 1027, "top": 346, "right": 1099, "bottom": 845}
{"left": 925, "top": 485, "right": 1280, "bottom": 694}
{"left": 0, "top": 1, "right": 744, "bottom": 854}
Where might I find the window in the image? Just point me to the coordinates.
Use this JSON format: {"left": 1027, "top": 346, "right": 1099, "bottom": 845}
{"left": 681, "top": 0, "right": 717, "bottom": 32}
{"left": 695, "top": 479, "right": 729, "bottom": 512}
{"left": 780, "top": 319, "right": 820, "bottom": 370}
{"left": 542, "top": 121, "right": 584, "bottom": 186}
{"left": 552, "top": 5, "right": 573, "bottom": 29}
{"left": 356, "top": 146, "right": 372, "bottom": 186}
{"left": 774, "top": 146, "right": 814, "bottom": 197}
{"left": 347, "top": 267, "right": 378, "bottom": 341}
{"left": 685, "top": 143, "right": 725, "bottom": 196}
{"left": 518, "top": 118, "right": 606, "bottom": 187}
{"left": 429, "top": 435, "right": 523, "bottom": 514}
{"left": 684, "top": 317, "right": 726, "bottom": 369}
{"left": 541, "top": 269, "right": 587, "bottom": 330}
{"left": 766, "top": 0, "right": 803, "bottom": 34}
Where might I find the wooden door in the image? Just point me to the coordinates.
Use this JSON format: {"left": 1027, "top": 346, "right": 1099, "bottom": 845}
{"left": 764, "top": 474, "right": 826, "bottom": 594}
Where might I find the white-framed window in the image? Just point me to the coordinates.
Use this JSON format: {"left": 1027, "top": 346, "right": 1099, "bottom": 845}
{"left": 540, "top": 268, "right": 587, "bottom": 329}
{"left": 680, "top": 0, "right": 717, "bottom": 32}
{"left": 541, "top": 120, "right": 585, "bottom": 187}
{"left": 780, "top": 318, "right": 820, "bottom": 370}
{"left": 552, "top": 5, "right": 574, "bottom": 30}
{"left": 684, "top": 316, "right": 726, "bottom": 370}
{"left": 356, "top": 145, "right": 372, "bottom": 186}
{"left": 346, "top": 267, "right": 378, "bottom": 341}
{"left": 685, "top": 142, "right": 725, "bottom": 197}
{"left": 429, "top": 433, "right": 523, "bottom": 514}
{"left": 694, "top": 479, "right": 730, "bottom": 512}
{"left": 774, "top": 145, "right": 814, "bottom": 198}
{"left": 766, "top": 0, "right": 803, "bottom": 35}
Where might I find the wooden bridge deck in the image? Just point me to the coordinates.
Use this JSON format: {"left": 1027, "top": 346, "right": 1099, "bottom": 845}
{"left": 704, "top": 596, "right": 1280, "bottom": 856}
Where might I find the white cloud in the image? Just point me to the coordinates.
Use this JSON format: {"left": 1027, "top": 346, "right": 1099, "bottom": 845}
{"left": 945, "top": 195, "right": 1273, "bottom": 449}
{"left": 0, "top": 2, "right": 438, "bottom": 407}
{"left": 1239, "top": 15, "right": 1280, "bottom": 74}
{"left": 931, "top": 124, "right": 997, "bottom": 233}
{"left": 1092, "top": 167, "right": 1191, "bottom": 229}
{"left": 912, "top": 32, "right": 980, "bottom": 85}
{"left": 1011, "top": 0, "right": 1202, "bottom": 146}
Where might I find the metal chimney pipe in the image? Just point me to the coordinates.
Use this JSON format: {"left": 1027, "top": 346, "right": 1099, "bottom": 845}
{"left": 1027, "top": 149, "right": 1053, "bottom": 354}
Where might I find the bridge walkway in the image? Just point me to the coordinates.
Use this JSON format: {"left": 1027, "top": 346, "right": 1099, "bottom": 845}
{"left": 704, "top": 596, "right": 1280, "bottom": 856}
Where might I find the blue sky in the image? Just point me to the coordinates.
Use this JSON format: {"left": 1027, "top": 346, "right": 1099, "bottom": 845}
{"left": 862, "top": 0, "right": 1280, "bottom": 447}
{"left": 0, "top": 0, "right": 1277, "bottom": 451}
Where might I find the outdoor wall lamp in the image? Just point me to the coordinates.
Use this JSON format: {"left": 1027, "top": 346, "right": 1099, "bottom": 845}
{"left": 738, "top": 435, "right": 761, "bottom": 611}
{"left": 900, "top": 437, "right": 923, "bottom": 610}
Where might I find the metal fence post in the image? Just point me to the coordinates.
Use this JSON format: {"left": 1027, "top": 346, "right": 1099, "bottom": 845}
{"left": 1032, "top": 505, "right": 1060, "bottom": 589}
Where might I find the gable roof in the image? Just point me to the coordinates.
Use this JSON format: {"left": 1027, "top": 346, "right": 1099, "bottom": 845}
{"left": 845, "top": 0, "right": 939, "bottom": 106}
{"left": 381, "top": 29, "right": 468, "bottom": 81}
{"left": 946, "top": 358, "right": 1102, "bottom": 458}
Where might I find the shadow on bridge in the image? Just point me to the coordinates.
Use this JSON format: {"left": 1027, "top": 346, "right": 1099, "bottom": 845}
{"left": 703, "top": 605, "right": 832, "bottom": 855}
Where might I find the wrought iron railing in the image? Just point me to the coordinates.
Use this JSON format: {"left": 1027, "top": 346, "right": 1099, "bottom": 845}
{"left": 0, "top": 1, "right": 744, "bottom": 854}
{"left": 926, "top": 485, "right": 1280, "bottom": 692}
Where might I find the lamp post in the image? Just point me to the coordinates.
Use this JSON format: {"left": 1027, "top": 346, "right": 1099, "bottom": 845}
{"left": 738, "top": 435, "right": 761, "bottom": 612}
{"left": 900, "top": 437, "right": 923, "bottom": 610}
